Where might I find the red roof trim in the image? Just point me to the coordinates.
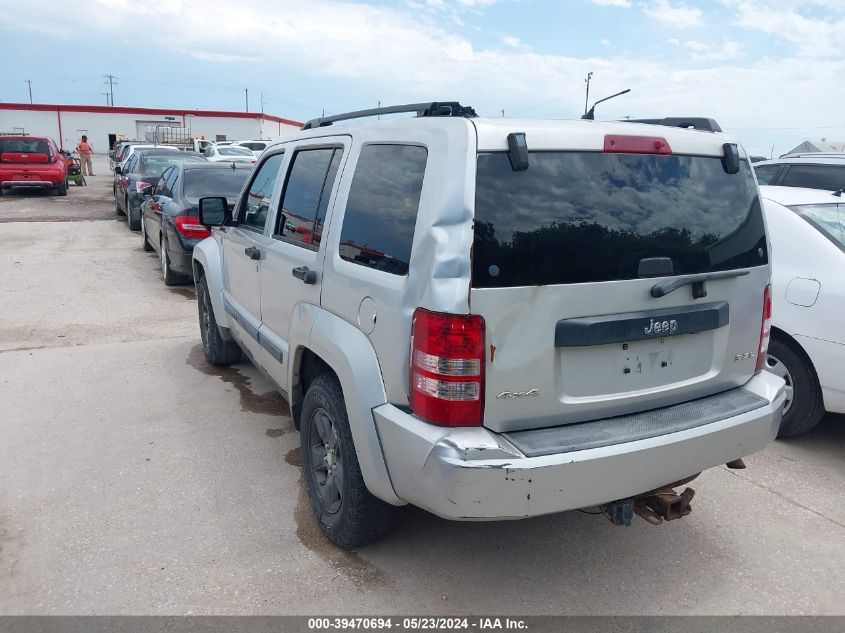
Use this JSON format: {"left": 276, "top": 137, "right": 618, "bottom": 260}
{"left": 0, "top": 102, "right": 302, "bottom": 128}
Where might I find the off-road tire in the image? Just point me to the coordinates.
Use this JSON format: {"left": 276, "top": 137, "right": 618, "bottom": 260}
{"left": 301, "top": 373, "right": 400, "bottom": 548}
{"left": 767, "top": 337, "right": 825, "bottom": 438}
{"left": 126, "top": 197, "right": 140, "bottom": 230}
{"left": 196, "top": 276, "right": 242, "bottom": 365}
{"left": 55, "top": 180, "right": 68, "bottom": 197}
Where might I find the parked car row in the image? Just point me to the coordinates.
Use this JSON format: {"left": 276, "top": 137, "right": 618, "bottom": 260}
{"left": 111, "top": 146, "right": 252, "bottom": 285}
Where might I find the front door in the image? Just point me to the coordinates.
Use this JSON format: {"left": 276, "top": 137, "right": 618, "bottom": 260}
{"left": 221, "top": 152, "right": 285, "bottom": 357}
{"left": 259, "top": 141, "right": 346, "bottom": 386}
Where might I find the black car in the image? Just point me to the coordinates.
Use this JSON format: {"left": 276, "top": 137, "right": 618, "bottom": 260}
{"left": 140, "top": 162, "right": 252, "bottom": 285}
{"left": 115, "top": 150, "right": 206, "bottom": 230}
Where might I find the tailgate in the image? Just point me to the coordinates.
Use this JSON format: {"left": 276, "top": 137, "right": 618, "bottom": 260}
{"left": 470, "top": 148, "right": 769, "bottom": 433}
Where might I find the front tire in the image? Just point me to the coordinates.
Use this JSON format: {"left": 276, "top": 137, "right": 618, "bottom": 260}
{"left": 196, "top": 276, "right": 242, "bottom": 365}
{"left": 301, "top": 374, "right": 400, "bottom": 548}
{"left": 766, "top": 337, "right": 825, "bottom": 438}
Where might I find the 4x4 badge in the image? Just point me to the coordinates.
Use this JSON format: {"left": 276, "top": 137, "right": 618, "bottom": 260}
{"left": 497, "top": 389, "right": 540, "bottom": 399}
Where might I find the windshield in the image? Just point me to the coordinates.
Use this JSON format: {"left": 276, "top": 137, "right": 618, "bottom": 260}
{"left": 184, "top": 169, "right": 250, "bottom": 201}
{"left": 141, "top": 155, "right": 206, "bottom": 174}
{"left": 218, "top": 147, "right": 253, "bottom": 156}
{"left": 791, "top": 203, "right": 845, "bottom": 251}
{"left": 473, "top": 152, "right": 767, "bottom": 288}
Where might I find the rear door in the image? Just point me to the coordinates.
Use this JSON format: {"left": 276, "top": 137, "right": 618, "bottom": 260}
{"left": 470, "top": 146, "right": 770, "bottom": 432}
{"left": 258, "top": 140, "right": 346, "bottom": 386}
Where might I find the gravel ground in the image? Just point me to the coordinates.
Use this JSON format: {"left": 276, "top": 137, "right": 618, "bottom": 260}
{"left": 1, "top": 156, "right": 843, "bottom": 615}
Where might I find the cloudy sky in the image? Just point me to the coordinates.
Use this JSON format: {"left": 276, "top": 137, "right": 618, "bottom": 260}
{"left": 1, "top": 0, "right": 843, "bottom": 156}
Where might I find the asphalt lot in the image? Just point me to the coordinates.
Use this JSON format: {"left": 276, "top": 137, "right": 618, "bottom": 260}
{"left": 1, "top": 156, "right": 843, "bottom": 615}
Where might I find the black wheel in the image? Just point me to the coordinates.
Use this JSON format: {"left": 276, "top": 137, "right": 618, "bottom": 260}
{"left": 115, "top": 193, "right": 124, "bottom": 216}
{"left": 301, "top": 374, "right": 400, "bottom": 548}
{"left": 196, "top": 276, "right": 241, "bottom": 365}
{"left": 55, "top": 180, "right": 68, "bottom": 197}
{"left": 127, "top": 197, "right": 140, "bottom": 230}
{"left": 766, "top": 337, "right": 825, "bottom": 438}
{"left": 141, "top": 216, "right": 153, "bottom": 252}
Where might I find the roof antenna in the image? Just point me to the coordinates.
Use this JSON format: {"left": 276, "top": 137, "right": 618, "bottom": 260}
{"left": 582, "top": 88, "right": 631, "bottom": 120}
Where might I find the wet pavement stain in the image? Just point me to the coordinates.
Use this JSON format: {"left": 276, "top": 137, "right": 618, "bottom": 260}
{"left": 266, "top": 428, "right": 290, "bottom": 438}
{"left": 187, "top": 344, "right": 290, "bottom": 417}
{"left": 167, "top": 287, "right": 196, "bottom": 300}
{"left": 284, "top": 447, "right": 385, "bottom": 587}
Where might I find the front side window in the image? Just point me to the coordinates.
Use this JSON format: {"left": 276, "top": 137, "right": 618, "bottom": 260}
{"left": 753, "top": 164, "right": 781, "bottom": 185}
{"left": 277, "top": 148, "right": 341, "bottom": 249}
{"left": 473, "top": 152, "right": 767, "bottom": 288}
{"left": 238, "top": 153, "right": 284, "bottom": 232}
{"left": 338, "top": 144, "right": 427, "bottom": 275}
{"left": 781, "top": 164, "right": 845, "bottom": 191}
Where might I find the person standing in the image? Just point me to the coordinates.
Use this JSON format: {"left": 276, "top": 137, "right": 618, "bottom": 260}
{"left": 77, "top": 135, "right": 94, "bottom": 176}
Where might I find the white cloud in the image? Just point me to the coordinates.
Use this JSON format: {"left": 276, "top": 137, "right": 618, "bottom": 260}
{"left": 590, "top": 0, "right": 632, "bottom": 7}
{"left": 667, "top": 38, "right": 742, "bottom": 62}
{"left": 502, "top": 35, "right": 521, "bottom": 47}
{"left": 642, "top": 0, "right": 702, "bottom": 28}
{"left": 731, "top": 1, "right": 845, "bottom": 58}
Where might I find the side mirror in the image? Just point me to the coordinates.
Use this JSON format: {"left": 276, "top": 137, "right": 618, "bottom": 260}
{"left": 114, "top": 165, "right": 122, "bottom": 175}
{"left": 198, "top": 196, "right": 230, "bottom": 227}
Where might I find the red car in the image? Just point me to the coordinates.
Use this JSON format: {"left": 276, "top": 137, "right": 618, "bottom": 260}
{"left": 0, "top": 135, "right": 68, "bottom": 196}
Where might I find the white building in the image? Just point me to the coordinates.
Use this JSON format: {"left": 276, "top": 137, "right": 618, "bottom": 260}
{"left": 0, "top": 102, "right": 302, "bottom": 153}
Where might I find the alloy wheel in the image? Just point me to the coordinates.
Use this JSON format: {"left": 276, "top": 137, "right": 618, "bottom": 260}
{"left": 308, "top": 408, "right": 343, "bottom": 515}
{"left": 766, "top": 354, "right": 795, "bottom": 414}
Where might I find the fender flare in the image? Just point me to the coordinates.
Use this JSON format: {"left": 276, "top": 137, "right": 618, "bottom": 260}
{"left": 298, "top": 309, "right": 404, "bottom": 506}
{"left": 192, "top": 237, "right": 233, "bottom": 336}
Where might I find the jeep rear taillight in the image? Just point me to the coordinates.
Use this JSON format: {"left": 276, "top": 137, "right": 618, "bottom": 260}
{"left": 410, "top": 308, "right": 485, "bottom": 427}
{"left": 755, "top": 284, "right": 772, "bottom": 373}
{"left": 175, "top": 215, "right": 211, "bottom": 240}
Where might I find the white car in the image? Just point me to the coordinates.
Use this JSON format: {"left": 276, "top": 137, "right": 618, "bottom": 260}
{"left": 202, "top": 144, "right": 256, "bottom": 164}
{"left": 760, "top": 185, "right": 845, "bottom": 436}
{"left": 233, "top": 140, "right": 269, "bottom": 158}
{"left": 754, "top": 154, "right": 845, "bottom": 191}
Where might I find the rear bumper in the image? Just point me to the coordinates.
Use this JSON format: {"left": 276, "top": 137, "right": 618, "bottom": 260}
{"left": 1, "top": 180, "right": 57, "bottom": 189}
{"left": 373, "top": 372, "right": 785, "bottom": 520}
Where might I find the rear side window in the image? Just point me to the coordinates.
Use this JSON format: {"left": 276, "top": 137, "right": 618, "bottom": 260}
{"left": 338, "top": 144, "right": 427, "bottom": 275}
{"left": 184, "top": 169, "right": 250, "bottom": 202}
{"left": 277, "top": 148, "right": 341, "bottom": 249}
{"left": 781, "top": 164, "right": 845, "bottom": 191}
{"left": 473, "top": 152, "right": 767, "bottom": 288}
{"left": 753, "top": 164, "right": 781, "bottom": 185}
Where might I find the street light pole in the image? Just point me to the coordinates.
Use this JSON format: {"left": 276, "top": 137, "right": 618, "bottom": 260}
{"left": 584, "top": 72, "right": 593, "bottom": 115}
{"left": 245, "top": 88, "right": 249, "bottom": 113}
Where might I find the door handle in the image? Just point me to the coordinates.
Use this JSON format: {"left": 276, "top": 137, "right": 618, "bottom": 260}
{"left": 292, "top": 266, "right": 317, "bottom": 284}
{"left": 244, "top": 246, "right": 261, "bottom": 260}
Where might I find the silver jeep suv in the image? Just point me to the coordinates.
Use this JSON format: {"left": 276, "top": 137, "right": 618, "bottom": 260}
{"left": 192, "top": 102, "right": 786, "bottom": 548}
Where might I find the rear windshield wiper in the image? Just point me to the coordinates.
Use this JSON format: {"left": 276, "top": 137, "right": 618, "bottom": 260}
{"left": 651, "top": 270, "right": 750, "bottom": 298}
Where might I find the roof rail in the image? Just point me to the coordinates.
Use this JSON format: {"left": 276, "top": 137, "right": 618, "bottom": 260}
{"left": 302, "top": 101, "right": 477, "bottom": 130}
{"left": 627, "top": 117, "right": 723, "bottom": 133}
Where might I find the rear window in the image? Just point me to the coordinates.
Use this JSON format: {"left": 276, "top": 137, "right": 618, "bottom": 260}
{"left": 184, "top": 169, "right": 250, "bottom": 201}
{"left": 218, "top": 147, "right": 253, "bottom": 157}
{"left": 0, "top": 138, "right": 50, "bottom": 161}
{"left": 780, "top": 164, "right": 845, "bottom": 191}
{"left": 473, "top": 152, "right": 767, "bottom": 288}
{"left": 142, "top": 154, "right": 206, "bottom": 174}
{"left": 791, "top": 203, "right": 845, "bottom": 251}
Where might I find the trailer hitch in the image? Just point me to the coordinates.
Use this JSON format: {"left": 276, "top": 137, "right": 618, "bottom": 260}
{"left": 599, "top": 475, "right": 698, "bottom": 526}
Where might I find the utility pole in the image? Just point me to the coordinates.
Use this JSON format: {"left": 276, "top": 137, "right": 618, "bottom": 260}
{"left": 245, "top": 88, "right": 249, "bottom": 113}
{"left": 25, "top": 80, "right": 32, "bottom": 104}
{"left": 260, "top": 91, "right": 267, "bottom": 115}
{"left": 103, "top": 74, "right": 117, "bottom": 106}
{"left": 501, "top": 108, "right": 505, "bottom": 117}
{"left": 102, "top": 92, "right": 110, "bottom": 106}
{"left": 377, "top": 100, "right": 381, "bottom": 120}
{"left": 584, "top": 71, "right": 593, "bottom": 115}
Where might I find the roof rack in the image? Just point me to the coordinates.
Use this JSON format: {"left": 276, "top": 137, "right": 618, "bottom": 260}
{"left": 627, "top": 117, "right": 723, "bottom": 133}
{"left": 302, "top": 101, "right": 477, "bottom": 130}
